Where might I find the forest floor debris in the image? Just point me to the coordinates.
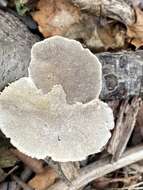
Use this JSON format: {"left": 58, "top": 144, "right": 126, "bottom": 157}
{"left": 1, "top": 0, "right": 143, "bottom": 189}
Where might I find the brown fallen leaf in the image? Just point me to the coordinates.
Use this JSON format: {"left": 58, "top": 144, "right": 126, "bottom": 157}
{"left": 127, "top": 7, "right": 143, "bottom": 48}
{"left": 65, "top": 16, "right": 126, "bottom": 51}
{"left": 97, "top": 20, "right": 126, "bottom": 50}
{"left": 32, "top": 0, "right": 125, "bottom": 50}
{"left": 28, "top": 166, "right": 58, "bottom": 190}
{"left": 11, "top": 149, "right": 44, "bottom": 174}
{"left": 32, "top": 0, "right": 80, "bottom": 37}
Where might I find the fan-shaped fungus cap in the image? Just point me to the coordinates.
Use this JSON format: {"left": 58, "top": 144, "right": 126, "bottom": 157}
{"left": 29, "top": 36, "right": 102, "bottom": 104}
{"left": 0, "top": 78, "right": 114, "bottom": 161}
{"left": 0, "top": 36, "right": 114, "bottom": 162}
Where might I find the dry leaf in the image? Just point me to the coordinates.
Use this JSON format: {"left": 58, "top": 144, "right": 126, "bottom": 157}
{"left": 72, "top": 17, "right": 126, "bottom": 51}
{"left": 32, "top": 0, "right": 80, "bottom": 37}
{"left": 11, "top": 149, "right": 44, "bottom": 174}
{"left": 28, "top": 167, "right": 58, "bottom": 190}
{"left": 32, "top": 0, "right": 125, "bottom": 50}
{"left": 127, "top": 7, "right": 143, "bottom": 48}
{"left": 97, "top": 21, "right": 126, "bottom": 50}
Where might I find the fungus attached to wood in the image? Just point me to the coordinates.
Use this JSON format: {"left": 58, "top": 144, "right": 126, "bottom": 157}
{"left": 0, "top": 36, "right": 114, "bottom": 162}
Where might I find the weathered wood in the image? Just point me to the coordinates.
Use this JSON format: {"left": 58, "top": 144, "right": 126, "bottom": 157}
{"left": 107, "top": 97, "right": 142, "bottom": 161}
{"left": 44, "top": 158, "right": 79, "bottom": 186}
{"left": 0, "top": 9, "right": 39, "bottom": 91}
{"left": 98, "top": 51, "right": 143, "bottom": 100}
{"left": 48, "top": 144, "right": 143, "bottom": 190}
{"left": 59, "top": 162, "right": 79, "bottom": 182}
{"left": 72, "top": 0, "right": 135, "bottom": 25}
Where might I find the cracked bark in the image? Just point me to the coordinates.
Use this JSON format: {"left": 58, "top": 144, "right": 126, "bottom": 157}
{"left": 98, "top": 51, "right": 143, "bottom": 100}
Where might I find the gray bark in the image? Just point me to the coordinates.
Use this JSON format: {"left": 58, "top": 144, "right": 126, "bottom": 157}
{"left": 0, "top": 9, "right": 39, "bottom": 91}
{"left": 98, "top": 51, "right": 143, "bottom": 100}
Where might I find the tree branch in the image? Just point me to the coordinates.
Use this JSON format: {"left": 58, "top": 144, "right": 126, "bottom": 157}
{"left": 48, "top": 144, "right": 143, "bottom": 190}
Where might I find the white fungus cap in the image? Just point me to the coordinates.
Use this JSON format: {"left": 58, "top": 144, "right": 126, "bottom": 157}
{"left": 0, "top": 78, "right": 114, "bottom": 161}
{"left": 29, "top": 36, "right": 102, "bottom": 104}
{"left": 0, "top": 36, "right": 114, "bottom": 162}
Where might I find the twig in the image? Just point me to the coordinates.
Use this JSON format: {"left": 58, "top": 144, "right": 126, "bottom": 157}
{"left": 108, "top": 97, "right": 142, "bottom": 161}
{"left": 6, "top": 165, "right": 19, "bottom": 177}
{"left": 128, "top": 181, "right": 143, "bottom": 190}
{"left": 48, "top": 144, "right": 143, "bottom": 190}
{"left": 94, "top": 175, "right": 139, "bottom": 185}
{"left": 0, "top": 165, "right": 18, "bottom": 183}
{"left": 130, "top": 164, "right": 143, "bottom": 173}
{"left": 12, "top": 174, "right": 33, "bottom": 190}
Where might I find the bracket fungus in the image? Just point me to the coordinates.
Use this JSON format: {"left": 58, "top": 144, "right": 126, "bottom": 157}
{"left": 0, "top": 36, "right": 114, "bottom": 162}
{"left": 29, "top": 36, "right": 102, "bottom": 104}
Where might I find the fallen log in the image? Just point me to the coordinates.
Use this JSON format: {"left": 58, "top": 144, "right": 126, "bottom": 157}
{"left": 0, "top": 9, "right": 39, "bottom": 91}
